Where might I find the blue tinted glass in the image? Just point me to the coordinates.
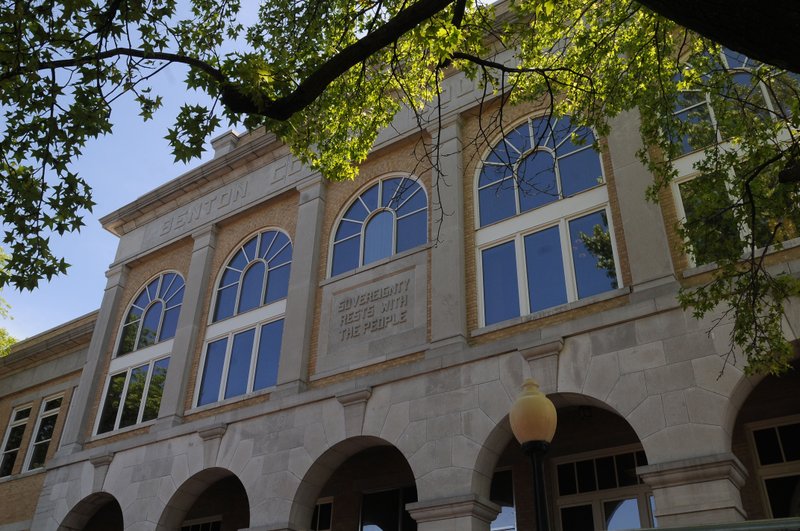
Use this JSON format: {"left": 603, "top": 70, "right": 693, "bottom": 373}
{"left": 531, "top": 116, "right": 556, "bottom": 148}
{"left": 120, "top": 364, "right": 149, "bottom": 428}
{"left": 336, "top": 219, "right": 361, "bottom": 240}
{"left": 254, "top": 320, "right": 284, "bottom": 390}
{"left": 363, "top": 211, "right": 394, "bottom": 265}
{"left": 214, "top": 285, "right": 237, "bottom": 322}
{"left": 117, "top": 322, "right": 138, "bottom": 355}
{"left": 132, "top": 290, "right": 149, "bottom": 310}
{"left": 163, "top": 279, "right": 184, "bottom": 305}
{"left": 159, "top": 307, "right": 180, "bottom": 341}
{"left": 265, "top": 263, "right": 291, "bottom": 304}
{"left": 569, "top": 211, "right": 618, "bottom": 299}
{"left": 343, "top": 197, "right": 369, "bottom": 222}
{"left": 158, "top": 273, "right": 176, "bottom": 298}
{"left": 397, "top": 210, "right": 427, "bottom": 253}
{"left": 238, "top": 261, "right": 266, "bottom": 314}
{"left": 125, "top": 305, "right": 143, "bottom": 322}
{"left": 137, "top": 301, "right": 163, "bottom": 349}
{"left": 361, "top": 184, "right": 379, "bottom": 211}
{"left": 146, "top": 278, "right": 159, "bottom": 302}
{"left": 559, "top": 148, "right": 603, "bottom": 197}
{"left": 225, "top": 328, "right": 255, "bottom": 399}
{"left": 198, "top": 339, "right": 227, "bottom": 406}
{"left": 504, "top": 123, "right": 532, "bottom": 154}
{"left": 381, "top": 178, "right": 401, "bottom": 207}
{"left": 220, "top": 267, "right": 240, "bottom": 287}
{"left": 242, "top": 235, "right": 258, "bottom": 261}
{"left": 396, "top": 187, "right": 426, "bottom": 216}
{"left": 258, "top": 230, "right": 278, "bottom": 259}
{"left": 486, "top": 143, "right": 517, "bottom": 166}
{"left": 524, "top": 227, "right": 568, "bottom": 312}
{"left": 482, "top": 242, "right": 520, "bottom": 325}
{"left": 142, "top": 357, "right": 169, "bottom": 422}
{"left": 479, "top": 163, "right": 511, "bottom": 187}
{"left": 479, "top": 180, "right": 516, "bottom": 226}
{"left": 229, "top": 249, "right": 248, "bottom": 271}
{"left": 269, "top": 240, "right": 293, "bottom": 266}
{"left": 518, "top": 152, "right": 558, "bottom": 212}
{"left": 165, "top": 284, "right": 184, "bottom": 308}
{"left": 331, "top": 237, "right": 360, "bottom": 276}
{"left": 723, "top": 47, "right": 749, "bottom": 69}
{"left": 264, "top": 232, "right": 289, "bottom": 261}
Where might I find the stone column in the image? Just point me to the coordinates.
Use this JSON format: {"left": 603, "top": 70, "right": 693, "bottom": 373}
{"left": 429, "top": 116, "right": 468, "bottom": 352}
{"left": 606, "top": 110, "right": 675, "bottom": 291}
{"left": 638, "top": 453, "right": 748, "bottom": 526}
{"left": 157, "top": 225, "right": 217, "bottom": 425}
{"left": 275, "top": 176, "right": 326, "bottom": 393}
{"left": 407, "top": 495, "right": 499, "bottom": 531}
{"left": 58, "top": 265, "right": 129, "bottom": 454}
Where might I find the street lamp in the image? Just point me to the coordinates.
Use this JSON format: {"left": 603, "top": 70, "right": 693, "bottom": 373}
{"left": 509, "top": 378, "right": 557, "bottom": 531}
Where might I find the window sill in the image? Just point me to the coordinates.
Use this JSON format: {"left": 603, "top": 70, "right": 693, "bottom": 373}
{"left": 322, "top": 243, "right": 431, "bottom": 286}
{"left": 0, "top": 466, "right": 46, "bottom": 484}
{"left": 681, "top": 235, "right": 800, "bottom": 279}
{"left": 471, "top": 286, "right": 630, "bottom": 338}
{"left": 187, "top": 385, "right": 275, "bottom": 416}
{"left": 89, "top": 419, "right": 156, "bottom": 442}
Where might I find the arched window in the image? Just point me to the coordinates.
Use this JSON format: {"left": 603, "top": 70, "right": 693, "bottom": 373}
{"left": 213, "top": 229, "right": 292, "bottom": 322}
{"left": 197, "top": 229, "right": 292, "bottom": 407}
{"left": 97, "top": 271, "right": 184, "bottom": 434}
{"left": 331, "top": 176, "right": 427, "bottom": 276}
{"left": 476, "top": 115, "right": 620, "bottom": 327}
{"left": 117, "top": 272, "right": 185, "bottom": 355}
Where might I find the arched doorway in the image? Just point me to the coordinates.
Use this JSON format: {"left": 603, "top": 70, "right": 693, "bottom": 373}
{"left": 482, "top": 396, "right": 652, "bottom": 531}
{"left": 292, "top": 436, "right": 417, "bottom": 531}
{"left": 58, "top": 492, "right": 123, "bottom": 531}
{"left": 157, "top": 467, "right": 249, "bottom": 531}
{"left": 731, "top": 365, "right": 800, "bottom": 520}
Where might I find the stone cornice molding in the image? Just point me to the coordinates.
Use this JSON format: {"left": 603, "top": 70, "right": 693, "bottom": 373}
{"left": 406, "top": 495, "right": 500, "bottom": 523}
{"left": 638, "top": 452, "right": 748, "bottom": 489}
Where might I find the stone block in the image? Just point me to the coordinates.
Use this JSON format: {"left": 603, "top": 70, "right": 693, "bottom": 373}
{"left": 642, "top": 424, "right": 729, "bottom": 462}
{"left": 627, "top": 395, "right": 666, "bottom": 439}
{"left": 618, "top": 342, "right": 666, "bottom": 374}
{"left": 427, "top": 413, "right": 462, "bottom": 441}
{"left": 635, "top": 311, "right": 687, "bottom": 344}
{"left": 582, "top": 352, "right": 620, "bottom": 401}
{"left": 557, "top": 335, "right": 592, "bottom": 393}
{"left": 662, "top": 390, "right": 689, "bottom": 427}
{"left": 692, "top": 355, "right": 744, "bottom": 397}
{"left": 590, "top": 322, "right": 636, "bottom": 355}
{"left": 380, "top": 401, "right": 410, "bottom": 445}
{"left": 476, "top": 381, "right": 512, "bottom": 425}
{"left": 684, "top": 388, "right": 728, "bottom": 427}
{"left": 396, "top": 420, "right": 427, "bottom": 457}
{"left": 644, "top": 361, "right": 695, "bottom": 395}
{"left": 664, "top": 331, "right": 717, "bottom": 364}
{"left": 606, "top": 371, "right": 647, "bottom": 417}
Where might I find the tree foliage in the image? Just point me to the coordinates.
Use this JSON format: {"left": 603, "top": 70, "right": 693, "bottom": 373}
{"left": 1, "top": 0, "right": 799, "bottom": 373}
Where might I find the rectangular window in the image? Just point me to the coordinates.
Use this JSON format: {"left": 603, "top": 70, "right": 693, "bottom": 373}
{"left": 0, "top": 405, "right": 31, "bottom": 477}
{"left": 197, "top": 319, "right": 284, "bottom": 406}
{"left": 97, "top": 356, "right": 169, "bottom": 434}
{"left": 311, "top": 499, "right": 333, "bottom": 531}
{"left": 25, "top": 395, "right": 63, "bottom": 471}
{"left": 750, "top": 419, "right": 800, "bottom": 518}
{"left": 490, "top": 469, "right": 517, "bottom": 531}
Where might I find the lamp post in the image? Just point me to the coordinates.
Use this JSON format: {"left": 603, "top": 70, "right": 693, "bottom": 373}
{"left": 509, "top": 378, "right": 557, "bottom": 531}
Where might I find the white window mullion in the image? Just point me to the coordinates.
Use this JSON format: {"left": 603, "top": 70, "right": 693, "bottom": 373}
{"left": 113, "top": 369, "right": 133, "bottom": 431}
{"left": 515, "top": 234, "right": 529, "bottom": 316}
{"left": 135, "top": 361, "right": 156, "bottom": 424}
{"left": 218, "top": 339, "right": 235, "bottom": 402}
{"left": 603, "top": 206, "right": 624, "bottom": 290}
{"left": 247, "top": 329, "right": 259, "bottom": 394}
{"left": 560, "top": 219, "right": 579, "bottom": 303}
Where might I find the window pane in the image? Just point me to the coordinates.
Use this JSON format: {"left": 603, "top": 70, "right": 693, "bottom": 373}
{"left": 43, "top": 397, "right": 62, "bottom": 412}
{"left": 480, "top": 163, "right": 512, "bottom": 187}
{"left": 569, "top": 211, "right": 618, "bottom": 299}
{"left": 558, "top": 462, "right": 577, "bottom": 496}
{"left": 331, "top": 237, "right": 360, "bottom": 276}
{"left": 779, "top": 423, "right": 800, "bottom": 462}
{"left": 225, "top": 329, "right": 256, "bottom": 399}
{"left": 604, "top": 498, "right": 642, "bottom": 530}
{"left": 518, "top": 152, "right": 558, "bottom": 212}
{"left": 559, "top": 148, "right": 603, "bottom": 197}
{"left": 524, "top": 227, "right": 567, "bottom": 312}
{"left": 479, "top": 180, "right": 516, "bottom": 226}
{"left": 238, "top": 262, "right": 266, "bottom": 314}
{"left": 396, "top": 210, "right": 427, "bottom": 253}
{"left": 361, "top": 490, "right": 400, "bottom": 531}
{"left": 317, "top": 502, "right": 332, "bottom": 530}
{"left": 120, "top": 364, "right": 149, "bottom": 428}
{"left": 561, "top": 504, "right": 595, "bottom": 531}
{"left": 0, "top": 451, "right": 18, "bottom": 477}
{"left": 146, "top": 278, "right": 159, "bottom": 302}
{"left": 214, "top": 285, "right": 237, "bottom": 322}
{"left": 269, "top": 240, "right": 293, "bottom": 266}
{"left": 615, "top": 453, "right": 638, "bottom": 487}
{"left": 258, "top": 230, "right": 279, "bottom": 259}
{"left": 482, "top": 242, "right": 520, "bottom": 325}
{"left": 117, "top": 322, "right": 138, "bottom": 356}
{"left": 678, "top": 178, "right": 741, "bottom": 264}
{"left": 137, "top": 301, "right": 163, "bottom": 350}
{"left": 98, "top": 372, "right": 127, "bottom": 433}
{"left": 490, "top": 469, "right": 514, "bottom": 507}
{"left": 754, "top": 427, "right": 784, "bottom": 465}
{"left": 265, "top": 263, "right": 291, "bottom": 304}
{"left": 576, "top": 459, "right": 597, "bottom": 493}
{"left": 361, "top": 184, "right": 380, "bottom": 212}
{"left": 395, "top": 187, "right": 426, "bottom": 216}
{"left": 159, "top": 307, "right": 180, "bottom": 341}
{"left": 381, "top": 178, "right": 402, "bottom": 207}
{"left": 596, "top": 456, "right": 617, "bottom": 490}
{"left": 505, "top": 123, "right": 532, "bottom": 155}
{"left": 363, "top": 211, "right": 394, "bottom": 265}
{"left": 27, "top": 441, "right": 49, "bottom": 470}
{"left": 142, "top": 358, "right": 170, "bottom": 422}
{"left": 198, "top": 339, "right": 228, "bottom": 406}
{"left": 229, "top": 249, "right": 249, "bottom": 272}
{"left": 254, "top": 320, "right": 284, "bottom": 390}
{"left": 34, "top": 415, "right": 57, "bottom": 443}
{"left": 343, "top": 197, "right": 369, "bottom": 222}
{"left": 4, "top": 424, "right": 26, "bottom": 451}
{"left": 336, "top": 219, "right": 361, "bottom": 240}
{"left": 13, "top": 408, "right": 30, "bottom": 422}
{"left": 242, "top": 236, "right": 258, "bottom": 262}
{"left": 765, "top": 475, "right": 800, "bottom": 518}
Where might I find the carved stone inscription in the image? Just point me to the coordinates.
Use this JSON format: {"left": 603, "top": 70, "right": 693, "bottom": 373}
{"left": 158, "top": 180, "right": 248, "bottom": 237}
{"left": 333, "top": 273, "right": 414, "bottom": 345}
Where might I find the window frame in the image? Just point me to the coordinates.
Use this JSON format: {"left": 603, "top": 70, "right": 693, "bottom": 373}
{"left": 746, "top": 414, "right": 800, "bottom": 519}
{"left": 328, "top": 173, "right": 428, "bottom": 278}
{"left": 550, "top": 444, "right": 654, "bottom": 531}
{"left": 311, "top": 497, "right": 334, "bottom": 531}
{"left": 474, "top": 117, "right": 621, "bottom": 327}
{"left": 23, "top": 394, "right": 63, "bottom": 472}
{"left": 0, "top": 404, "right": 32, "bottom": 478}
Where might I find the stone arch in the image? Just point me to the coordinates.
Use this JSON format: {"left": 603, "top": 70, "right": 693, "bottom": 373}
{"left": 157, "top": 467, "right": 249, "bottom": 531}
{"left": 58, "top": 492, "right": 123, "bottom": 531}
{"left": 289, "top": 435, "right": 415, "bottom": 530}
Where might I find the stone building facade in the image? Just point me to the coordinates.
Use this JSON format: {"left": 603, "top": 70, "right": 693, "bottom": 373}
{"left": 1, "top": 51, "right": 799, "bottom": 531}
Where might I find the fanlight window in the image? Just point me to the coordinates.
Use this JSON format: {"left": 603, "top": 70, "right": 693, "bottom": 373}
{"left": 213, "top": 229, "right": 292, "bottom": 322}
{"left": 118, "top": 272, "right": 185, "bottom": 355}
{"left": 331, "top": 176, "right": 427, "bottom": 276}
{"left": 478, "top": 116, "right": 603, "bottom": 227}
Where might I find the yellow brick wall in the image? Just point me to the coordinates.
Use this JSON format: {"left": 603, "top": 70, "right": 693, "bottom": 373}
{"left": 182, "top": 189, "right": 299, "bottom": 418}
{"left": 307, "top": 134, "right": 433, "bottom": 381}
